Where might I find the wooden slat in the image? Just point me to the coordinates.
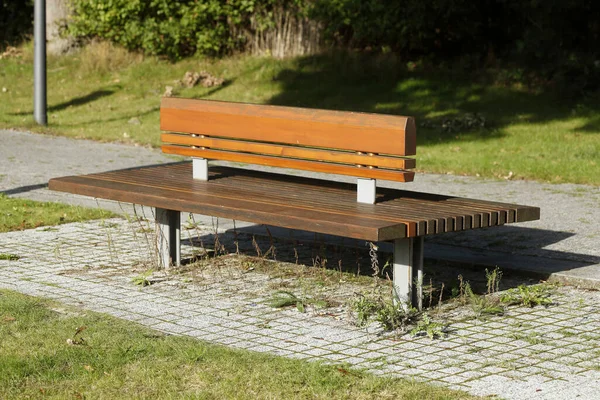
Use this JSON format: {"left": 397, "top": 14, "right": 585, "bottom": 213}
{"left": 161, "top": 133, "right": 416, "bottom": 170}
{"left": 48, "top": 175, "right": 407, "bottom": 242}
{"left": 162, "top": 145, "right": 415, "bottom": 183}
{"left": 77, "top": 164, "right": 424, "bottom": 237}
{"left": 160, "top": 97, "right": 416, "bottom": 156}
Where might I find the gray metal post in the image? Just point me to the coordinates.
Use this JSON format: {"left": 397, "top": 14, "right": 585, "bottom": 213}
{"left": 393, "top": 237, "right": 424, "bottom": 310}
{"left": 34, "top": 0, "right": 47, "bottom": 125}
{"left": 155, "top": 208, "right": 181, "bottom": 269}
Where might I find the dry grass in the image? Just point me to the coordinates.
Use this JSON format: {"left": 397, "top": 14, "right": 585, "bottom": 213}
{"left": 77, "top": 40, "right": 144, "bottom": 75}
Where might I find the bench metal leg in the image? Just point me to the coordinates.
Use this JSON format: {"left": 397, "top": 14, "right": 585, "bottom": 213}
{"left": 393, "top": 237, "right": 424, "bottom": 310}
{"left": 357, "top": 178, "right": 376, "bottom": 204}
{"left": 155, "top": 208, "right": 180, "bottom": 269}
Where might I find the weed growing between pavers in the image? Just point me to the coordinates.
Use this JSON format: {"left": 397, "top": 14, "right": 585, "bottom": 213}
{"left": 500, "top": 283, "right": 556, "bottom": 307}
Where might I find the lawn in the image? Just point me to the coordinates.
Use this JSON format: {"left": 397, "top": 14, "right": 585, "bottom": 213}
{"left": 0, "top": 290, "right": 476, "bottom": 399}
{"left": 0, "top": 194, "right": 113, "bottom": 233}
{"left": 1, "top": 41, "right": 598, "bottom": 185}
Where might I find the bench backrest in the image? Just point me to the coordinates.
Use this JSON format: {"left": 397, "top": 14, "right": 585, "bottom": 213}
{"left": 160, "top": 97, "right": 416, "bottom": 183}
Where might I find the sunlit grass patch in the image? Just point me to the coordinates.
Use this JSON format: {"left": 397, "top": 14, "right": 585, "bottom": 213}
{"left": 0, "top": 290, "right": 476, "bottom": 399}
{"left": 0, "top": 194, "right": 115, "bottom": 232}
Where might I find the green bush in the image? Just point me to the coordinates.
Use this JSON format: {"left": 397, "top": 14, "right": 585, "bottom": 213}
{"left": 67, "top": 0, "right": 306, "bottom": 60}
{"left": 68, "top": 0, "right": 247, "bottom": 59}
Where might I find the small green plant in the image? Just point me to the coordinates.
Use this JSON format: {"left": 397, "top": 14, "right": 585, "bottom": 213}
{"left": 374, "top": 301, "right": 418, "bottom": 332}
{"left": 485, "top": 267, "right": 502, "bottom": 294}
{"left": 0, "top": 253, "right": 20, "bottom": 261}
{"left": 465, "top": 282, "right": 504, "bottom": 318}
{"left": 350, "top": 293, "right": 419, "bottom": 332}
{"left": 501, "top": 283, "right": 555, "bottom": 307}
{"left": 410, "top": 313, "right": 446, "bottom": 339}
{"left": 132, "top": 270, "right": 154, "bottom": 287}
{"left": 510, "top": 332, "right": 546, "bottom": 345}
{"left": 352, "top": 295, "right": 380, "bottom": 327}
{"left": 267, "top": 291, "right": 307, "bottom": 313}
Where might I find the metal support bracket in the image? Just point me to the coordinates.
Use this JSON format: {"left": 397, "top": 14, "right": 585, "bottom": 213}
{"left": 155, "top": 208, "right": 181, "bottom": 269}
{"left": 357, "top": 178, "right": 376, "bottom": 204}
{"left": 393, "top": 236, "right": 424, "bottom": 310}
{"left": 193, "top": 157, "right": 208, "bottom": 180}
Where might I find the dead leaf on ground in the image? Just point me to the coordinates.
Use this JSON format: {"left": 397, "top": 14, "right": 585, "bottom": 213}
{"left": 181, "top": 71, "right": 224, "bottom": 88}
{"left": 2, "top": 315, "right": 16, "bottom": 322}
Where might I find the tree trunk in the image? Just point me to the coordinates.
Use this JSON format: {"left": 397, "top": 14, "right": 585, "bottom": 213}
{"left": 46, "top": 0, "right": 73, "bottom": 54}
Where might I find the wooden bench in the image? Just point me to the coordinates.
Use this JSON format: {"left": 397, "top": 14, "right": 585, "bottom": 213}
{"left": 49, "top": 97, "right": 540, "bottom": 309}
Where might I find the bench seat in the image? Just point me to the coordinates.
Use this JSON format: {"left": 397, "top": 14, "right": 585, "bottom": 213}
{"left": 49, "top": 162, "right": 539, "bottom": 242}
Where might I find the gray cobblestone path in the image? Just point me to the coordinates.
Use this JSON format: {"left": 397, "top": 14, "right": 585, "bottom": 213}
{"left": 1, "top": 218, "right": 600, "bottom": 399}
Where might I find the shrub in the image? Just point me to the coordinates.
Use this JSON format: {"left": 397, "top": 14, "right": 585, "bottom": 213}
{"left": 67, "top": 0, "right": 243, "bottom": 59}
{"left": 67, "top": 0, "right": 310, "bottom": 60}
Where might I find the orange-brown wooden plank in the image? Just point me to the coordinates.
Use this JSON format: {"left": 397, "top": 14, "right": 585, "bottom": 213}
{"left": 161, "top": 133, "right": 416, "bottom": 170}
{"left": 160, "top": 97, "right": 416, "bottom": 156}
{"left": 162, "top": 145, "right": 415, "bottom": 183}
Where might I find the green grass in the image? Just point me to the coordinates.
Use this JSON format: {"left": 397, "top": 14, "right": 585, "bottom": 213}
{"left": 1, "top": 41, "right": 598, "bottom": 184}
{"left": 0, "top": 290, "right": 475, "bottom": 399}
{"left": 0, "top": 194, "right": 114, "bottom": 232}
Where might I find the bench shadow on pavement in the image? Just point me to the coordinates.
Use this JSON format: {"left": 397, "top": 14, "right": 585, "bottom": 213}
{"left": 180, "top": 223, "right": 597, "bottom": 294}
{"left": 1, "top": 183, "right": 48, "bottom": 195}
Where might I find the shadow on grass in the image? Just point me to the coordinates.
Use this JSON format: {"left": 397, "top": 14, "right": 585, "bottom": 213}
{"left": 10, "top": 89, "right": 117, "bottom": 115}
{"left": 266, "top": 53, "right": 598, "bottom": 145}
{"left": 59, "top": 105, "right": 160, "bottom": 128}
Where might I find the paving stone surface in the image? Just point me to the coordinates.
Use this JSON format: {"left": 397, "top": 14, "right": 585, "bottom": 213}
{"left": 1, "top": 218, "right": 599, "bottom": 399}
